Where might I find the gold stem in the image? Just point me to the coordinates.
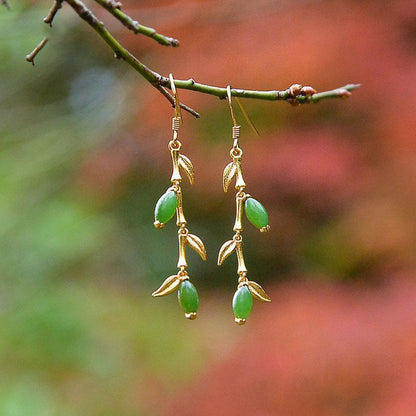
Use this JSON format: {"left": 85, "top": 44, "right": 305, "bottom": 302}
{"left": 233, "top": 193, "right": 245, "bottom": 232}
{"left": 235, "top": 240, "right": 248, "bottom": 274}
{"left": 176, "top": 187, "right": 187, "bottom": 226}
{"left": 177, "top": 230, "right": 188, "bottom": 269}
{"left": 170, "top": 147, "right": 182, "bottom": 182}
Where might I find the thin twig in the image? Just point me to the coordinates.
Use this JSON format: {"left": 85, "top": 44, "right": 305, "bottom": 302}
{"left": 158, "top": 78, "right": 360, "bottom": 103}
{"left": 93, "top": 0, "right": 179, "bottom": 47}
{"left": 26, "top": 38, "right": 49, "bottom": 66}
{"left": 302, "top": 86, "right": 357, "bottom": 102}
{"left": 44, "top": 0, "right": 63, "bottom": 27}
{"left": 1, "top": 0, "right": 10, "bottom": 10}
{"left": 155, "top": 85, "right": 200, "bottom": 118}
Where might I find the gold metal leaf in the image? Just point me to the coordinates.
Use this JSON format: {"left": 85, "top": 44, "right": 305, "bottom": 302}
{"left": 223, "top": 162, "right": 237, "bottom": 192}
{"left": 217, "top": 239, "right": 236, "bottom": 265}
{"left": 248, "top": 281, "right": 272, "bottom": 302}
{"left": 186, "top": 234, "right": 207, "bottom": 261}
{"left": 152, "top": 275, "right": 180, "bottom": 297}
{"left": 179, "top": 154, "right": 195, "bottom": 185}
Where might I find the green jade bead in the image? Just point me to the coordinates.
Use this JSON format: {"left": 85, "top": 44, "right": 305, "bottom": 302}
{"left": 244, "top": 197, "right": 269, "bottom": 229}
{"left": 154, "top": 190, "right": 177, "bottom": 225}
{"left": 178, "top": 280, "right": 199, "bottom": 316}
{"left": 232, "top": 285, "right": 253, "bottom": 321}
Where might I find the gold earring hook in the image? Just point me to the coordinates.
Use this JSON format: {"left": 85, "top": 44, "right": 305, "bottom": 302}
{"left": 226, "top": 85, "right": 238, "bottom": 127}
{"left": 169, "top": 73, "right": 182, "bottom": 122}
{"left": 226, "top": 85, "right": 260, "bottom": 137}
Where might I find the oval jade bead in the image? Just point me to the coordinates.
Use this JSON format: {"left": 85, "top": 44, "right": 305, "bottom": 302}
{"left": 154, "top": 190, "right": 177, "bottom": 224}
{"left": 178, "top": 280, "right": 199, "bottom": 314}
{"left": 244, "top": 197, "right": 269, "bottom": 229}
{"left": 232, "top": 286, "right": 253, "bottom": 320}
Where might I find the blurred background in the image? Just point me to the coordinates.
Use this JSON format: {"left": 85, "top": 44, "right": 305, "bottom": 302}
{"left": 1, "top": 0, "right": 416, "bottom": 414}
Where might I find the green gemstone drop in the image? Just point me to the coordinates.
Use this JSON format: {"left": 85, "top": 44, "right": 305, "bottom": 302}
{"left": 232, "top": 286, "right": 253, "bottom": 320}
{"left": 154, "top": 190, "right": 177, "bottom": 224}
{"left": 244, "top": 197, "right": 269, "bottom": 229}
{"left": 178, "top": 280, "right": 199, "bottom": 314}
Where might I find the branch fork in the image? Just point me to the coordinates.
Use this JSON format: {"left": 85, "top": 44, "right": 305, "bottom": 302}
{"left": 26, "top": 0, "right": 360, "bottom": 117}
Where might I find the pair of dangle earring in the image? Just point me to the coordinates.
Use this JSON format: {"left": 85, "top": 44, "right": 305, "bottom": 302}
{"left": 152, "top": 79, "right": 271, "bottom": 324}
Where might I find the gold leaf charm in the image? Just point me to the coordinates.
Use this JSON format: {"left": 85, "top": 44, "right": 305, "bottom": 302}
{"left": 217, "top": 239, "right": 236, "bottom": 265}
{"left": 152, "top": 274, "right": 181, "bottom": 297}
{"left": 223, "top": 162, "right": 237, "bottom": 192}
{"left": 248, "top": 281, "right": 271, "bottom": 302}
{"left": 186, "top": 234, "right": 207, "bottom": 261}
{"left": 179, "top": 154, "right": 195, "bottom": 185}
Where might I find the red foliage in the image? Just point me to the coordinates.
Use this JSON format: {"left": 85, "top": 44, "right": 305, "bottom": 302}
{"left": 165, "top": 277, "right": 416, "bottom": 416}
{"left": 79, "top": 0, "right": 416, "bottom": 277}
{"left": 77, "top": 2, "right": 416, "bottom": 413}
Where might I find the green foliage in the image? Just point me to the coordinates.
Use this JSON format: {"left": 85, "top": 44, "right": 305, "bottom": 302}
{"left": 0, "top": 4, "right": 210, "bottom": 413}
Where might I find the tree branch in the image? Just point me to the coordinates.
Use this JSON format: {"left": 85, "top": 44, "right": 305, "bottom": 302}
{"left": 157, "top": 78, "right": 360, "bottom": 103}
{"left": 43, "top": 0, "right": 63, "bottom": 26}
{"left": 64, "top": 0, "right": 198, "bottom": 116}
{"left": 93, "top": 0, "right": 179, "bottom": 47}
{"left": 26, "top": 37, "right": 49, "bottom": 66}
{"left": 65, "top": 0, "right": 158, "bottom": 82}
{"left": 300, "top": 85, "right": 357, "bottom": 102}
{"left": 47, "top": 0, "right": 359, "bottom": 118}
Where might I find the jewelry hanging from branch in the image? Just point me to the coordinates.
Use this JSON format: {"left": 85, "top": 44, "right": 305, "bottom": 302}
{"left": 152, "top": 74, "right": 206, "bottom": 320}
{"left": 218, "top": 86, "right": 272, "bottom": 325}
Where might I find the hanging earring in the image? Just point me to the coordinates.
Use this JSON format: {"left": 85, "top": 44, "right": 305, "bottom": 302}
{"left": 151, "top": 74, "right": 206, "bottom": 320}
{"left": 217, "top": 86, "right": 272, "bottom": 325}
